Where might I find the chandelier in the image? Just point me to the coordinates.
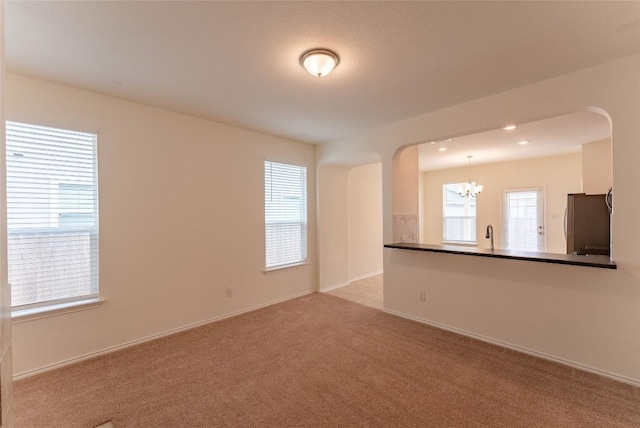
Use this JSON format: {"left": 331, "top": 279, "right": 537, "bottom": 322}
{"left": 457, "top": 155, "right": 483, "bottom": 198}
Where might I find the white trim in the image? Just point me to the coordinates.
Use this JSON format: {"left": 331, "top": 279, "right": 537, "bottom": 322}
{"left": 348, "top": 270, "right": 383, "bottom": 283}
{"left": 13, "top": 289, "right": 313, "bottom": 380}
{"left": 12, "top": 298, "right": 104, "bottom": 324}
{"left": 382, "top": 308, "right": 640, "bottom": 388}
{"left": 441, "top": 241, "right": 477, "bottom": 247}
{"left": 502, "top": 185, "right": 546, "bottom": 252}
{"left": 320, "top": 272, "right": 384, "bottom": 293}
{"left": 319, "top": 281, "right": 351, "bottom": 293}
{"left": 262, "top": 157, "right": 308, "bottom": 169}
{"left": 264, "top": 261, "right": 310, "bottom": 274}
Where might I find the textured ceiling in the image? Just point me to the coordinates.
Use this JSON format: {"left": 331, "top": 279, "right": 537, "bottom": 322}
{"left": 418, "top": 111, "right": 611, "bottom": 171}
{"left": 5, "top": 1, "right": 640, "bottom": 144}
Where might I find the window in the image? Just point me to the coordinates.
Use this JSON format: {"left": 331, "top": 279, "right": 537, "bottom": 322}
{"left": 503, "top": 188, "right": 544, "bottom": 252}
{"left": 264, "top": 161, "right": 307, "bottom": 270}
{"left": 442, "top": 183, "right": 476, "bottom": 244}
{"left": 6, "top": 121, "right": 99, "bottom": 312}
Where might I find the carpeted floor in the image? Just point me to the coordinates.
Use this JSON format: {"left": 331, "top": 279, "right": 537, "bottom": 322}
{"left": 14, "top": 293, "right": 640, "bottom": 427}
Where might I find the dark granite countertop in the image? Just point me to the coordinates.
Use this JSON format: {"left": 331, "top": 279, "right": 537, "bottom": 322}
{"left": 384, "top": 243, "right": 616, "bottom": 269}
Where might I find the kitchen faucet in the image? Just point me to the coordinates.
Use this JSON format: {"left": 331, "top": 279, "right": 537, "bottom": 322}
{"left": 486, "top": 224, "right": 494, "bottom": 250}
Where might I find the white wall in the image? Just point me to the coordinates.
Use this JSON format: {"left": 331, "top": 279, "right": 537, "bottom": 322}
{"left": 347, "top": 163, "right": 383, "bottom": 280}
{"left": 0, "top": 3, "right": 15, "bottom": 425}
{"left": 421, "top": 153, "right": 582, "bottom": 253}
{"left": 582, "top": 139, "right": 612, "bottom": 194}
{"left": 318, "top": 165, "right": 350, "bottom": 291}
{"left": 7, "top": 73, "right": 316, "bottom": 376}
{"left": 318, "top": 162, "right": 383, "bottom": 290}
{"left": 316, "top": 54, "right": 640, "bottom": 384}
{"left": 392, "top": 145, "right": 419, "bottom": 242}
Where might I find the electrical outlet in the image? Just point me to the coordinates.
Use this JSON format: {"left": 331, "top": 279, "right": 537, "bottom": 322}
{"left": 419, "top": 291, "right": 426, "bottom": 302}
{"left": 226, "top": 287, "right": 233, "bottom": 297}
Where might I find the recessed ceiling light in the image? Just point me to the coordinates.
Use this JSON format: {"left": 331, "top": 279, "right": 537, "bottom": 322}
{"left": 299, "top": 48, "right": 340, "bottom": 77}
{"left": 503, "top": 125, "right": 516, "bottom": 131}
{"left": 518, "top": 140, "right": 529, "bottom": 145}
{"left": 429, "top": 141, "right": 437, "bottom": 144}
{"left": 444, "top": 138, "right": 452, "bottom": 142}
{"left": 438, "top": 147, "right": 447, "bottom": 152}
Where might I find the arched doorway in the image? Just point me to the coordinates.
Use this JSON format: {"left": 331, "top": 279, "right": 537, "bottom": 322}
{"left": 318, "top": 160, "right": 383, "bottom": 309}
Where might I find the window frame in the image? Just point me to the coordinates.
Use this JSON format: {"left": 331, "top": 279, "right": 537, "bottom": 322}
{"left": 5, "top": 120, "right": 100, "bottom": 315}
{"left": 502, "top": 186, "right": 546, "bottom": 252}
{"left": 442, "top": 182, "right": 477, "bottom": 245}
{"left": 264, "top": 160, "right": 308, "bottom": 272}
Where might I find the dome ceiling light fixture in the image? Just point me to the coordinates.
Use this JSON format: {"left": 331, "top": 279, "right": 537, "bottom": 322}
{"left": 299, "top": 48, "right": 340, "bottom": 77}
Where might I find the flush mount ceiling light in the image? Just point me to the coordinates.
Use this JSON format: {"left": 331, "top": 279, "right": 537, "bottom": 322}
{"left": 299, "top": 48, "right": 340, "bottom": 77}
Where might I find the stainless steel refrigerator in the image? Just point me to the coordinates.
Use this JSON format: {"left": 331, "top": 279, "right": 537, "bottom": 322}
{"left": 565, "top": 193, "right": 610, "bottom": 255}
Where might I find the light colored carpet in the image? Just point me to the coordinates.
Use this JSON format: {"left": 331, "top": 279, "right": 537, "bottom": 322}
{"left": 14, "top": 293, "right": 640, "bottom": 427}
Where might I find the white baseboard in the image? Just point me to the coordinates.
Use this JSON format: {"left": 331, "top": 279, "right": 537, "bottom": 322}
{"left": 383, "top": 308, "right": 640, "bottom": 388}
{"left": 349, "top": 270, "right": 383, "bottom": 283}
{"left": 320, "top": 271, "right": 384, "bottom": 293}
{"left": 319, "top": 281, "right": 351, "bottom": 293}
{"left": 14, "top": 289, "right": 314, "bottom": 381}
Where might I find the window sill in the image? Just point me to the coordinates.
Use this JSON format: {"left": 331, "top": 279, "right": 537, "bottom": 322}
{"left": 264, "top": 262, "right": 310, "bottom": 274}
{"left": 12, "top": 298, "right": 105, "bottom": 324}
{"left": 442, "top": 241, "right": 477, "bottom": 246}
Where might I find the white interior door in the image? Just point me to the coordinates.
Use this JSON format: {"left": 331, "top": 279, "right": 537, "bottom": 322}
{"left": 503, "top": 187, "right": 545, "bottom": 252}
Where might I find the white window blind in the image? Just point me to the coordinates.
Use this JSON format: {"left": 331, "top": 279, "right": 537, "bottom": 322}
{"left": 442, "top": 183, "right": 476, "bottom": 244}
{"left": 6, "top": 121, "right": 99, "bottom": 311}
{"left": 264, "top": 161, "right": 307, "bottom": 269}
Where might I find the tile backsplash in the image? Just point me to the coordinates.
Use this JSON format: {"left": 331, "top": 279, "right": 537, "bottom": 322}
{"left": 393, "top": 213, "right": 419, "bottom": 243}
